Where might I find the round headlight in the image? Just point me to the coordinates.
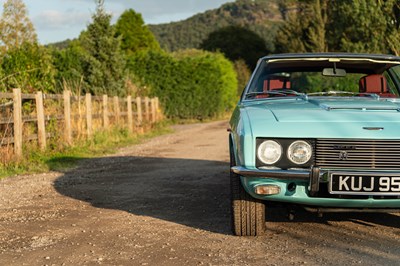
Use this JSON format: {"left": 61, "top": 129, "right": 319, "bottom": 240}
{"left": 257, "top": 140, "right": 282, "bottom": 165}
{"left": 287, "top": 140, "right": 312, "bottom": 164}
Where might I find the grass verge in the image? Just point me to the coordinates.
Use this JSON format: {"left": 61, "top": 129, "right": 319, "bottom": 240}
{"left": 0, "top": 122, "right": 172, "bottom": 179}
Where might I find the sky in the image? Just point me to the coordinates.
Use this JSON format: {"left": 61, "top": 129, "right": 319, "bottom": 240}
{"left": 0, "top": 0, "right": 235, "bottom": 44}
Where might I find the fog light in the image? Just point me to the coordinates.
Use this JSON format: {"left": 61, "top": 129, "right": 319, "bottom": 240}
{"left": 254, "top": 185, "right": 281, "bottom": 195}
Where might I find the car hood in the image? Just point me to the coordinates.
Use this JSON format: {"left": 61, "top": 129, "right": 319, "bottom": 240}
{"left": 244, "top": 97, "right": 400, "bottom": 139}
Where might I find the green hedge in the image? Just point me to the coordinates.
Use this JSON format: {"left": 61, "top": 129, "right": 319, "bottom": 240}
{"left": 127, "top": 49, "right": 237, "bottom": 119}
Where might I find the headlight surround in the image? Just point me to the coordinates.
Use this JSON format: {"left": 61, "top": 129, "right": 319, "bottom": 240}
{"left": 287, "top": 140, "right": 312, "bottom": 165}
{"left": 257, "top": 140, "right": 282, "bottom": 165}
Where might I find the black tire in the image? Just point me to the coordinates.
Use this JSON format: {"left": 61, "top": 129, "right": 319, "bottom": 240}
{"left": 230, "top": 140, "right": 266, "bottom": 236}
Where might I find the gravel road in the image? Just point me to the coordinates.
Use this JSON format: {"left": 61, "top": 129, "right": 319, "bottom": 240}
{"left": 0, "top": 120, "right": 399, "bottom": 265}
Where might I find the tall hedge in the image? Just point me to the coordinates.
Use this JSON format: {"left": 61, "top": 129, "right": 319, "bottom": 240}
{"left": 127, "top": 49, "right": 237, "bottom": 119}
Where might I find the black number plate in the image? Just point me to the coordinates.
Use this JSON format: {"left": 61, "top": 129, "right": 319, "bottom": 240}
{"left": 329, "top": 172, "right": 400, "bottom": 195}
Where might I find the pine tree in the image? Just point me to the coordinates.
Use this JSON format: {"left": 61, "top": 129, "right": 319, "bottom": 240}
{"left": 328, "top": 0, "right": 387, "bottom": 53}
{"left": 115, "top": 9, "right": 160, "bottom": 55}
{"left": 275, "top": 0, "right": 399, "bottom": 54}
{"left": 306, "top": 0, "right": 328, "bottom": 52}
{"left": 383, "top": 0, "right": 400, "bottom": 56}
{"left": 0, "top": 0, "right": 37, "bottom": 51}
{"left": 79, "top": 0, "right": 126, "bottom": 96}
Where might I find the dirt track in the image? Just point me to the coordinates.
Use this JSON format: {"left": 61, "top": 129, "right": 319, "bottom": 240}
{"left": 0, "top": 120, "right": 400, "bottom": 265}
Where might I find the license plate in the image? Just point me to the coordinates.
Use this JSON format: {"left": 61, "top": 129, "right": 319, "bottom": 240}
{"left": 329, "top": 172, "right": 400, "bottom": 195}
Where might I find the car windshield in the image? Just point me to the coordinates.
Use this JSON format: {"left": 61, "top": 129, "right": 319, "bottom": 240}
{"left": 244, "top": 58, "right": 400, "bottom": 100}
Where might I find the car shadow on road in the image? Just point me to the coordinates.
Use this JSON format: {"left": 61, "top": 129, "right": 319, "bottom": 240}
{"left": 53, "top": 156, "right": 232, "bottom": 235}
{"left": 53, "top": 155, "right": 400, "bottom": 236}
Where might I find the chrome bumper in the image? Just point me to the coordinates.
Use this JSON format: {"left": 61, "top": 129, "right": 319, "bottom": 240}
{"left": 231, "top": 166, "right": 326, "bottom": 196}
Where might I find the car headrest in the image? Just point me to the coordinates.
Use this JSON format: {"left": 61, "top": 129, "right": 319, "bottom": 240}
{"left": 359, "top": 74, "right": 388, "bottom": 93}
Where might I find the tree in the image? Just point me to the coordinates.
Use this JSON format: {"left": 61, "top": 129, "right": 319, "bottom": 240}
{"left": 275, "top": 0, "right": 327, "bottom": 53}
{"left": 200, "top": 25, "right": 268, "bottom": 69}
{"left": 306, "top": 0, "right": 328, "bottom": 52}
{"left": 115, "top": 9, "right": 160, "bottom": 55}
{"left": 0, "top": 0, "right": 37, "bottom": 51}
{"left": 79, "top": 0, "right": 126, "bottom": 96}
{"left": 274, "top": 10, "right": 307, "bottom": 53}
{"left": 386, "top": 1, "right": 400, "bottom": 55}
{"left": 328, "top": 0, "right": 388, "bottom": 53}
{"left": 275, "top": 0, "right": 400, "bottom": 55}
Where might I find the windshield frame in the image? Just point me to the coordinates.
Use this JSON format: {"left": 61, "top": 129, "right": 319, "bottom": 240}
{"left": 241, "top": 54, "right": 400, "bottom": 103}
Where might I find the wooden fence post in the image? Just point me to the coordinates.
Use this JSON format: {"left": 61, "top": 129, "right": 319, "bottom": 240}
{"left": 136, "top": 97, "right": 143, "bottom": 134}
{"left": 86, "top": 93, "right": 92, "bottom": 138}
{"left": 114, "top": 96, "right": 120, "bottom": 125}
{"left": 127, "top": 95, "right": 133, "bottom": 133}
{"left": 102, "top": 95, "right": 109, "bottom": 129}
{"left": 155, "top": 97, "right": 160, "bottom": 122}
{"left": 13, "top": 88, "right": 22, "bottom": 159}
{"left": 144, "top": 97, "right": 150, "bottom": 122}
{"left": 63, "top": 90, "right": 72, "bottom": 145}
{"left": 151, "top": 98, "right": 156, "bottom": 123}
{"left": 35, "top": 91, "right": 46, "bottom": 151}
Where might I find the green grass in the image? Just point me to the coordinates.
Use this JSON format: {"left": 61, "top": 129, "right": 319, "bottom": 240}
{"left": 0, "top": 122, "right": 172, "bottom": 179}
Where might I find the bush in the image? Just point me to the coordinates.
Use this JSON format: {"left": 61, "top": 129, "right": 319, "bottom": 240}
{"left": 52, "top": 40, "right": 86, "bottom": 92}
{"left": 127, "top": 49, "right": 237, "bottom": 119}
{"left": 233, "top": 59, "right": 251, "bottom": 96}
{"left": 0, "top": 42, "right": 56, "bottom": 93}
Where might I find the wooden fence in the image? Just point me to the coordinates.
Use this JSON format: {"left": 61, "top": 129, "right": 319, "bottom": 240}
{"left": 0, "top": 89, "right": 161, "bottom": 160}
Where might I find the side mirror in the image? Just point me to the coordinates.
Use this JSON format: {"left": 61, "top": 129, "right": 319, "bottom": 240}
{"left": 322, "top": 68, "right": 346, "bottom": 77}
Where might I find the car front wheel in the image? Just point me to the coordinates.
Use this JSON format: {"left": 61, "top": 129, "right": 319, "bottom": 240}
{"left": 230, "top": 144, "right": 266, "bottom": 236}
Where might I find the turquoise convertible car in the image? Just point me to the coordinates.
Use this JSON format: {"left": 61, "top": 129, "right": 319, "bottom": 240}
{"left": 229, "top": 53, "right": 400, "bottom": 236}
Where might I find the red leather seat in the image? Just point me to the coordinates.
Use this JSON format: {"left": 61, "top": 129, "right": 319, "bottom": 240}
{"left": 359, "top": 74, "right": 396, "bottom": 97}
{"left": 263, "top": 77, "right": 291, "bottom": 91}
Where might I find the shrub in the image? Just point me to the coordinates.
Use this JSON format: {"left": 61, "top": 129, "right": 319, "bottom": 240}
{"left": 0, "top": 42, "right": 56, "bottom": 93}
{"left": 127, "top": 49, "right": 237, "bottom": 119}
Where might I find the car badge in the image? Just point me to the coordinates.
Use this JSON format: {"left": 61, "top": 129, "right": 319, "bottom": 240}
{"left": 338, "top": 151, "right": 348, "bottom": 161}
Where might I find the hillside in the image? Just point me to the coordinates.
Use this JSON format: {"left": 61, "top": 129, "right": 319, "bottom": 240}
{"left": 148, "top": 0, "right": 283, "bottom": 52}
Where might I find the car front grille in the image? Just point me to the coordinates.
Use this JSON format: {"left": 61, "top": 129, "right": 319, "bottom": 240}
{"left": 315, "top": 139, "right": 400, "bottom": 170}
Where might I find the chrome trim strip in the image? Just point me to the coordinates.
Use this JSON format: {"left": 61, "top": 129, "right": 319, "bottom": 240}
{"left": 304, "top": 207, "right": 400, "bottom": 213}
{"left": 231, "top": 166, "right": 311, "bottom": 180}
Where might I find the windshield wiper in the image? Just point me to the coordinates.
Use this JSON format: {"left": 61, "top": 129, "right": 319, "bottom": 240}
{"left": 246, "top": 90, "right": 305, "bottom": 99}
{"left": 307, "top": 91, "right": 382, "bottom": 100}
{"left": 357, "top": 93, "right": 380, "bottom": 99}
{"left": 306, "top": 91, "right": 358, "bottom": 96}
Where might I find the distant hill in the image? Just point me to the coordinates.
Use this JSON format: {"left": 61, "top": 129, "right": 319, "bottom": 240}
{"left": 148, "top": 0, "right": 283, "bottom": 52}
